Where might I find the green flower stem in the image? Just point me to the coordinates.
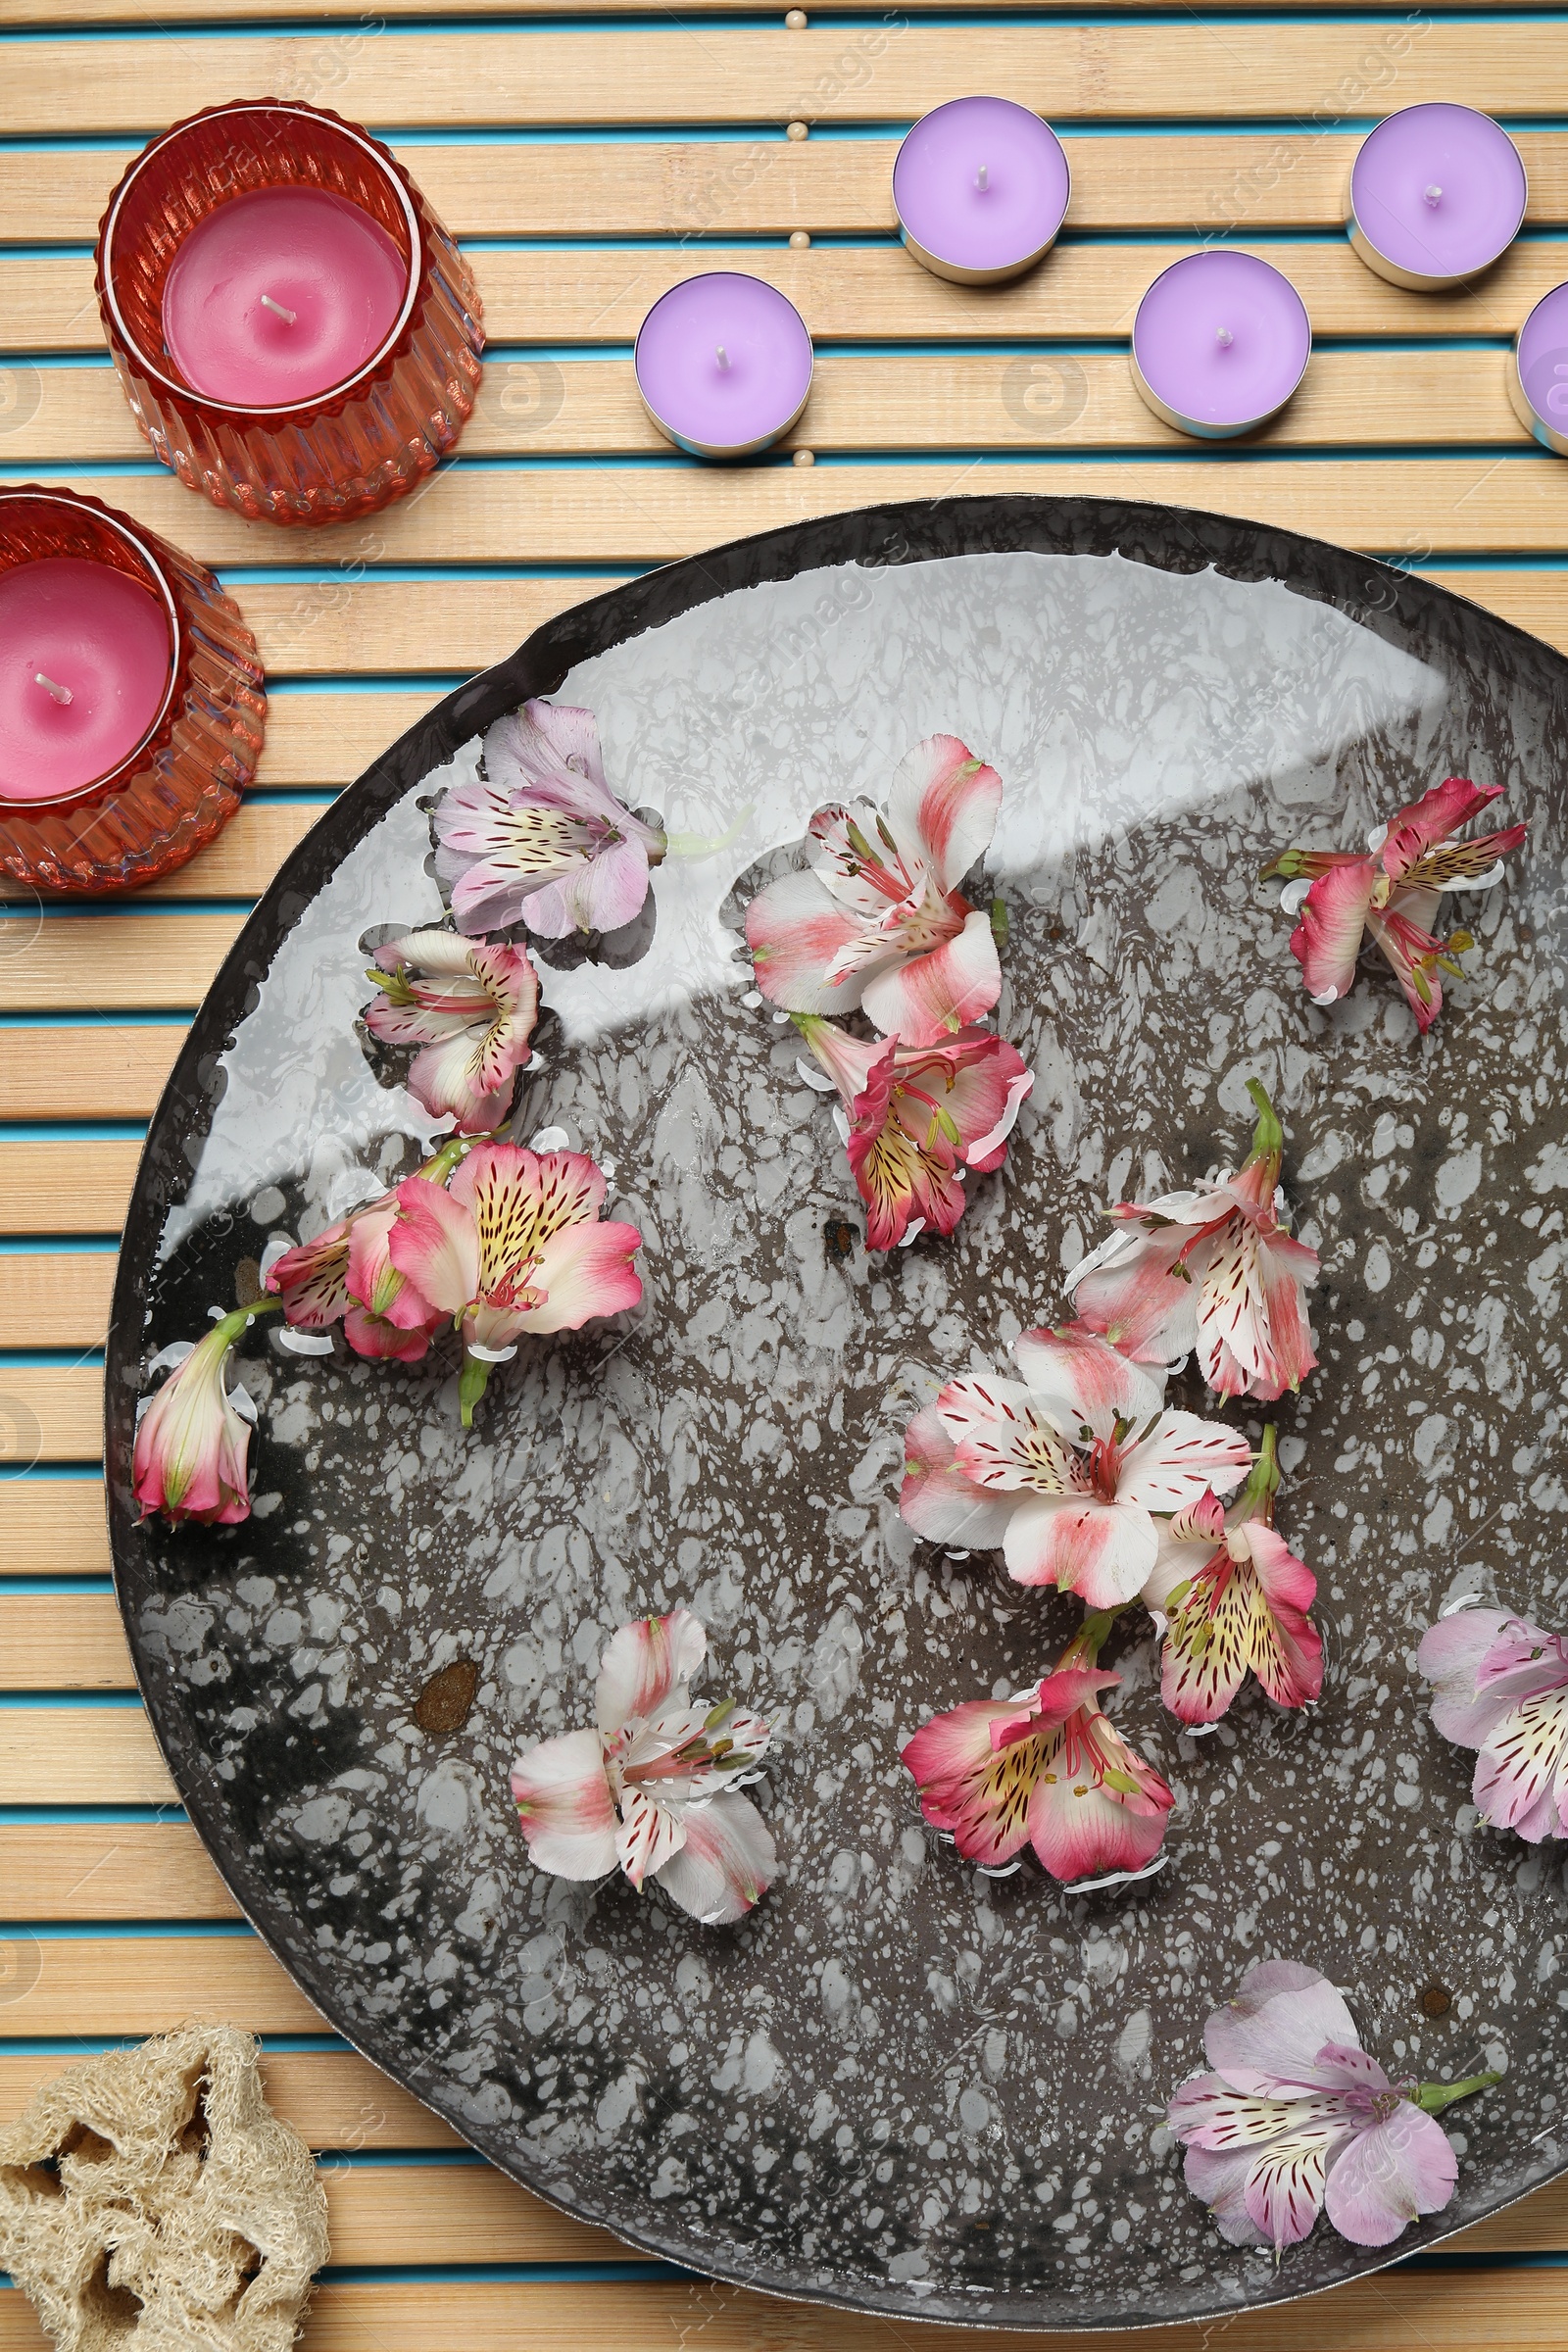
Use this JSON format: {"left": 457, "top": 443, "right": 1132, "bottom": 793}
{"left": 459, "top": 1351, "right": 492, "bottom": 1429}
{"left": 216, "top": 1299, "right": 281, "bottom": 1347}
{"left": 1244, "top": 1079, "right": 1284, "bottom": 1168}
{"left": 1058, "top": 1608, "right": 1123, "bottom": 1672}
{"left": 1238, "top": 1423, "right": 1281, "bottom": 1523}
{"left": 1414, "top": 2071, "right": 1503, "bottom": 2116}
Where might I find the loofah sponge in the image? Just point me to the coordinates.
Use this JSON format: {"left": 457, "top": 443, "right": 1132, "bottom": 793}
{"left": 0, "top": 2024, "right": 329, "bottom": 2351}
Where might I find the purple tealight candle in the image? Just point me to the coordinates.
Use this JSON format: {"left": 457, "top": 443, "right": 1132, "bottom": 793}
{"left": 634, "top": 273, "right": 812, "bottom": 460}
{"left": 893, "top": 97, "right": 1070, "bottom": 285}
{"left": 1348, "top": 105, "right": 1526, "bottom": 292}
{"left": 1130, "top": 251, "right": 1311, "bottom": 441}
{"left": 1509, "top": 282, "right": 1568, "bottom": 456}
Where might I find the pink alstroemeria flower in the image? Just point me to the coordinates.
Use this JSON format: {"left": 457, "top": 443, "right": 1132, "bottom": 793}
{"left": 1262, "top": 777, "right": 1527, "bottom": 1033}
{"left": 902, "top": 1612, "right": 1175, "bottom": 1886}
{"left": 265, "top": 1138, "right": 469, "bottom": 1361}
{"left": 745, "top": 734, "right": 1004, "bottom": 1046}
{"left": 1170, "top": 1959, "right": 1499, "bottom": 2254}
{"left": 510, "top": 1606, "right": 776, "bottom": 1925}
{"left": 1419, "top": 1603, "right": 1568, "bottom": 1840}
{"left": 901, "top": 1326, "right": 1251, "bottom": 1608}
{"left": 388, "top": 1142, "right": 643, "bottom": 1423}
{"left": 364, "top": 931, "right": 540, "bottom": 1133}
{"left": 1066, "top": 1083, "right": 1318, "bottom": 1402}
{"left": 1143, "top": 1428, "right": 1322, "bottom": 1725}
{"left": 133, "top": 1302, "right": 279, "bottom": 1528}
{"left": 793, "top": 1013, "right": 1033, "bottom": 1251}
{"left": 435, "top": 699, "right": 665, "bottom": 939}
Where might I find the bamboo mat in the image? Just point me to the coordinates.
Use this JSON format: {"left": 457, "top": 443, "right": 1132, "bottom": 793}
{"left": 3, "top": 2, "right": 1568, "bottom": 2342}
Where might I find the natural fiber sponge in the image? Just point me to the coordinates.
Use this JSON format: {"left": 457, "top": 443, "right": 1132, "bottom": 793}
{"left": 0, "top": 2025, "right": 328, "bottom": 2351}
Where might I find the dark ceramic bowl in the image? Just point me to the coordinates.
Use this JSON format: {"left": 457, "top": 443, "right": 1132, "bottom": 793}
{"left": 107, "top": 497, "right": 1568, "bottom": 2330}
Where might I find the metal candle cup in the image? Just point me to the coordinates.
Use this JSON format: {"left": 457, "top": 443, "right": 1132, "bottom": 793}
{"left": 634, "top": 274, "right": 813, "bottom": 459}
{"left": 1130, "top": 251, "right": 1311, "bottom": 441}
{"left": 0, "top": 486, "right": 265, "bottom": 895}
{"left": 95, "top": 100, "right": 483, "bottom": 525}
{"left": 1347, "top": 105, "right": 1526, "bottom": 292}
{"left": 1510, "top": 282, "right": 1568, "bottom": 456}
{"left": 893, "top": 97, "right": 1070, "bottom": 285}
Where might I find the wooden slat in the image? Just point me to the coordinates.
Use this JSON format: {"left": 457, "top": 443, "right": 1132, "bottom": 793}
{"left": 0, "top": 1144, "right": 140, "bottom": 1236}
{"left": 0, "top": 1256, "right": 115, "bottom": 1350}
{"left": 2, "top": 2268, "right": 1561, "bottom": 2352}
{"left": 7, "top": 26, "right": 1565, "bottom": 135}
{"left": 0, "top": 1480, "right": 108, "bottom": 1575}
{"left": 0, "top": 1592, "right": 132, "bottom": 1688}
{"left": 0, "top": 1823, "right": 234, "bottom": 1916}
{"left": 0, "top": 1702, "right": 172, "bottom": 1802}
{"left": 258, "top": 692, "right": 439, "bottom": 787}
{"left": 321, "top": 2165, "right": 629, "bottom": 2266}
{"left": 138, "top": 802, "right": 324, "bottom": 902}
{"left": 245, "top": 577, "right": 626, "bottom": 679}
{"left": 0, "top": 1930, "right": 320, "bottom": 2033}
{"left": 0, "top": 2048, "right": 461, "bottom": 2152}
{"left": 10, "top": 240, "right": 1568, "bottom": 356}
{"left": 0, "top": 1365, "right": 106, "bottom": 1462}
{"left": 0, "top": 912, "right": 240, "bottom": 1011}
{"left": 31, "top": 458, "right": 1568, "bottom": 571}
{"left": 0, "top": 1023, "right": 183, "bottom": 1120}
{"left": 0, "top": 349, "right": 1544, "bottom": 468}
{"left": 11, "top": 0, "right": 1561, "bottom": 23}
{"left": 5, "top": 132, "right": 1568, "bottom": 247}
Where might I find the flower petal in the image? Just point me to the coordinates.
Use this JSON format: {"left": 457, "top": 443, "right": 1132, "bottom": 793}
{"left": 883, "top": 733, "right": 1003, "bottom": 895}
{"left": 1321, "top": 2102, "right": 1457, "bottom": 2246}
{"left": 1418, "top": 1606, "right": 1514, "bottom": 1747}
{"left": 746, "top": 866, "right": 881, "bottom": 1017}
{"left": 898, "top": 1402, "right": 1017, "bottom": 1549}
{"left": 1010, "top": 1324, "right": 1166, "bottom": 1443}
{"left": 1066, "top": 1223, "right": 1200, "bottom": 1367}
{"left": 859, "top": 906, "right": 1002, "bottom": 1047}
{"left": 523, "top": 1217, "right": 643, "bottom": 1334}
{"left": 1025, "top": 1713, "right": 1173, "bottom": 1884}
{"left": 1204, "top": 1961, "right": 1361, "bottom": 2097}
{"left": 1243, "top": 2132, "right": 1335, "bottom": 2252}
{"left": 1115, "top": 1412, "right": 1252, "bottom": 1512}
{"left": 653, "top": 1791, "right": 777, "bottom": 1924}
{"left": 1003, "top": 1494, "right": 1158, "bottom": 1607}
{"left": 941, "top": 1377, "right": 1075, "bottom": 1495}
{"left": 1379, "top": 777, "right": 1504, "bottom": 879}
{"left": 902, "top": 1696, "right": 1048, "bottom": 1866}
{"left": 615, "top": 1783, "right": 687, "bottom": 1889}
{"left": 387, "top": 1175, "right": 479, "bottom": 1317}
{"left": 597, "top": 1608, "right": 708, "bottom": 1737}
{"left": 1291, "top": 858, "right": 1377, "bottom": 1004}
{"left": 510, "top": 1727, "right": 618, "bottom": 1879}
{"left": 527, "top": 834, "right": 652, "bottom": 940}
{"left": 1472, "top": 1686, "right": 1568, "bottom": 1836}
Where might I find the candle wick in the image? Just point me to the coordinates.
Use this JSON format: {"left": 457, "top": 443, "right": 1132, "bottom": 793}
{"left": 33, "top": 672, "right": 73, "bottom": 709}
{"left": 976, "top": 163, "right": 989, "bottom": 192}
{"left": 1215, "top": 326, "right": 1234, "bottom": 349}
{"left": 715, "top": 345, "right": 731, "bottom": 371}
{"left": 260, "top": 294, "right": 297, "bottom": 324}
{"left": 1424, "top": 183, "right": 1443, "bottom": 208}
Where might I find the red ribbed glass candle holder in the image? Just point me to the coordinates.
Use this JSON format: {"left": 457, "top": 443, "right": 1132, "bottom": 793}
{"left": 95, "top": 101, "right": 484, "bottom": 526}
{"left": 0, "top": 487, "right": 265, "bottom": 896}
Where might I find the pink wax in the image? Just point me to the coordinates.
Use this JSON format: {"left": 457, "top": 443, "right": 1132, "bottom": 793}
{"left": 161, "top": 186, "right": 410, "bottom": 410}
{"left": 1132, "top": 251, "right": 1310, "bottom": 437}
{"left": 894, "top": 97, "right": 1070, "bottom": 283}
{"left": 0, "top": 556, "right": 172, "bottom": 803}
{"left": 635, "top": 274, "right": 812, "bottom": 457}
{"left": 1350, "top": 106, "right": 1525, "bottom": 287}
{"left": 1515, "top": 282, "right": 1568, "bottom": 441}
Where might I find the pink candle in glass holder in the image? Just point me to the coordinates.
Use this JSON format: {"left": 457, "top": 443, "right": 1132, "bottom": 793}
{"left": 893, "top": 97, "right": 1070, "bottom": 285}
{"left": 0, "top": 556, "right": 172, "bottom": 803}
{"left": 635, "top": 273, "right": 812, "bottom": 459}
{"left": 1348, "top": 105, "right": 1526, "bottom": 291}
{"left": 161, "top": 186, "right": 410, "bottom": 409}
{"left": 1131, "top": 250, "right": 1311, "bottom": 440}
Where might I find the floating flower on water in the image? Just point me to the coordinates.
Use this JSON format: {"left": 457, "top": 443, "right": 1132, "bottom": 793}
{"left": 745, "top": 734, "right": 1004, "bottom": 1046}
{"left": 388, "top": 1142, "right": 643, "bottom": 1424}
{"left": 1143, "top": 1428, "right": 1322, "bottom": 1725}
{"left": 510, "top": 1606, "right": 776, "bottom": 1924}
{"left": 1419, "top": 1602, "right": 1568, "bottom": 1840}
{"left": 901, "top": 1326, "right": 1251, "bottom": 1608}
{"left": 1065, "top": 1083, "right": 1318, "bottom": 1402}
{"left": 1169, "top": 1958, "right": 1499, "bottom": 2253}
{"left": 793, "top": 1013, "right": 1033, "bottom": 1251}
{"left": 133, "top": 1302, "right": 280, "bottom": 1528}
{"left": 902, "top": 1610, "right": 1174, "bottom": 1886}
{"left": 1262, "top": 777, "right": 1527, "bottom": 1033}
{"left": 434, "top": 699, "right": 665, "bottom": 939}
{"left": 265, "top": 1137, "right": 469, "bottom": 1361}
{"left": 364, "top": 931, "right": 540, "bottom": 1132}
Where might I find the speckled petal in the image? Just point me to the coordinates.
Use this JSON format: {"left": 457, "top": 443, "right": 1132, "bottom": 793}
{"left": 654, "top": 1791, "right": 777, "bottom": 1924}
